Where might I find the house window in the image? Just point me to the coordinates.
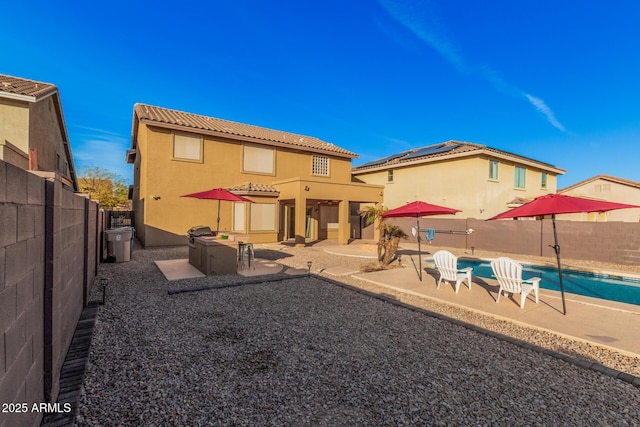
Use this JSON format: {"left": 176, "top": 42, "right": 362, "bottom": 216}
{"left": 514, "top": 166, "right": 526, "bottom": 189}
{"left": 173, "top": 132, "right": 202, "bottom": 161}
{"left": 489, "top": 160, "right": 498, "bottom": 180}
{"left": 233, "top": 202, "right": 245, "bottom": 232}
{"left": 250, "top": 203, "right": 276, "bottom": 231}
{"left": 387, "top": 170, "right": 394, "bottom": 182}
{"left": 312, "top": 155, "right": 329, "bottom": 176}
{"left": 541, "top": 172, "right": 548, "bottom": 189}
{"left": 243, "top": 145, "right": 274, "bottom": 174}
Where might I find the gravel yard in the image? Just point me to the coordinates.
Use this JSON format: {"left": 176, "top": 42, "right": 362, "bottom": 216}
{"left": 77, "top": 243, "right": 640, "bottom": 425}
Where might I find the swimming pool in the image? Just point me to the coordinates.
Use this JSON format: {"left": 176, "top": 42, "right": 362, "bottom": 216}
{"left": 456, "top": 259, "right": 640, "bottom": 306}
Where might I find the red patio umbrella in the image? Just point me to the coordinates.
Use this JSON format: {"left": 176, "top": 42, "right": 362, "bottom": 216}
{"left": 488, "top": 193, "right": 640, "bottom": 314}
{"left": 181, "top": 187, "right": 253, "bottom": 234}
{"left": 382, "top": 201, "right": 461, "bottom": 281}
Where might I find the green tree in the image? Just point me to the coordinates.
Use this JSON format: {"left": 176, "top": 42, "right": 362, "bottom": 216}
{"left": 78, "top": 166, "right": 128, "bottom": 209}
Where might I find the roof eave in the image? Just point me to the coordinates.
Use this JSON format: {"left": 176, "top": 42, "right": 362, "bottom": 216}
{"left": 0, "top": 89, "right": 57, "bottom": 104}
{"left": 0, "top": 91, "right": 36, "bottom": 102}
{"left": 353, "top": 147, "right": 565, "bottom": 175}
{"left": 139, "top": 119, "right": 357, "bottom": 159}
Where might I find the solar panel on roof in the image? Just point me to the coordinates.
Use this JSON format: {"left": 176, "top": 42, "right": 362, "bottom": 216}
{"left": 403, "top": 143, "right": 460, "bottom": 160}
{"left": 356, "top": 150, "right": 413, "bottom": 168}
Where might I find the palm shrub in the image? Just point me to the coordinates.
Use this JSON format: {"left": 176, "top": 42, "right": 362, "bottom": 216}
{"left": 360, "top": 205, "right": 407, "bottom": 266}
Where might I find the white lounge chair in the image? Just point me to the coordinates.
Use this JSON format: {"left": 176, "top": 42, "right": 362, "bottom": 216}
{"left": 490, "top": 257, "right": 540, "bottom": 308}
{"left": 433, "top": 250, "right": 473, "bottom": 293}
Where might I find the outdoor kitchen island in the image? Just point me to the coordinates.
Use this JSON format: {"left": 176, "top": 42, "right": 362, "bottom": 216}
{"left": 188, "top": 233, "right": 250, "bottom": 275}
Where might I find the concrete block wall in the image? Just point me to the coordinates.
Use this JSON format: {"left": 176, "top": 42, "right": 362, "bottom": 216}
{"left": 381, "top": 216, "right": 640, "bottom": 266}
{"left": 0, "top": 161, "right": 46, "bottom": 427}
{"left": 552, "top": 221, "right": 640, "bottom": 265}
{"left": 44, "top": 178, "right": 86, "bottom": 403}
{"left": 1, "top": 160, "right": 100, "bottom": 427}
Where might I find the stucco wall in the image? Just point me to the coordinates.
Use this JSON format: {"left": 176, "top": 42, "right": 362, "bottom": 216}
{"left": 0, "top": 161, "right": 100, "bottom": 427}
{"left": 561, "top": 178, "right": 640, "bottom": 222}
{"left": 29, "top": 96, "right": 70, "bottom": 179}
{"left": 354, "top": 154, "right": 559, "bottom": 220}
{"left": 0, "top": 98, "right": 30, "bottom": 165}
{"left": 0, "top": 95, "right": 74, "bottom": 185}
{"left": 135, "top": 124, "right": 367, "bottom": 246}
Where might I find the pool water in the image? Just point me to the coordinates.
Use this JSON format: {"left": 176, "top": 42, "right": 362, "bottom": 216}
{"left": 456, "top": 259, "right": 640, "bottom": 306}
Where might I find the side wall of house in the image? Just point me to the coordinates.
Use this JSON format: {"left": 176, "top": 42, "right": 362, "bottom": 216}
{"left": 0, "top": 98, "right": 30, "bottom": 169}
{"left": 29, "top": 96, "right": 73, "bottom": 181}
{"left": 561, "top": 179, "right": 640, "bottom": 222}
{"left": 136, "top": 124, "right": 357, "bottom": 246}
{"left": 355, "top": 154, "right": 559, "bottom": 220}
{"left": 0, "top": 161, "right": 100, "bottom": 427}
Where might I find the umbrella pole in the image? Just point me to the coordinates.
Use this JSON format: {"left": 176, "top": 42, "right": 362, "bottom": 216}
{"left": 216, "top": 200, "right": 221, "bottom": 234}
{"left": 551, "top": 214, "right": 567, "bottom": 315}
{"left": 417, "top": 216, "right": 422, "bottom": 281}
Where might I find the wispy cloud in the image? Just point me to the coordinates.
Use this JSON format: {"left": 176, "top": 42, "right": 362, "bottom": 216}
{"left": 70, "top": 127, "right": 133, "bottom": 183}
{"left": 377, "top": 0, "right": 566, "bottom": 132}
{"left": 523, "top": 93, "right": 566, "bottom": 131}
{"left": 378, "top": 0, "right": 467, "bottom": 73}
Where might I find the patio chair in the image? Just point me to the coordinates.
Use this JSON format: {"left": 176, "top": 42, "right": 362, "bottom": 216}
{"left": 490, "top": 257, "right": 540, "bottom": 308}
{"left": 433, "top": 250, "right": 473, "bottom": 293}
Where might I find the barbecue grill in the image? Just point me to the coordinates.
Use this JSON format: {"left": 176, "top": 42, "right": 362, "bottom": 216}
{"left": 187, "top": 225, "right": 215, "bottom": 244}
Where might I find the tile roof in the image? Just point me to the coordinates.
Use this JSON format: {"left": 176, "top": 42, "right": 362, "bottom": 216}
{"left": 134, "top": 104, "right": 357, "bottom": 158}
{"left": 0, "top": 74, "right": 58, "bottom": 100}
{"left": 227, "top": 182, "right": 280, "bottom": 195}
{"left": 352, "top": 140, "right": 564, "bottom": 174}
{"left": 507, "top": 197, "right": 534, "bottom": 206}
{"left": 559, "top": 174, "right": 640, "bottom": 193}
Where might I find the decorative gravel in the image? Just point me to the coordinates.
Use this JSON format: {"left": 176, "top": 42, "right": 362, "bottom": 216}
{"left": 77, "top": 244, "right": 640, "bottom": 425}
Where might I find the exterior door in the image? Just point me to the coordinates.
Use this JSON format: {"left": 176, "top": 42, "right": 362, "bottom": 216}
{"left": 286, "top": 205, "right": 295, "bottom": 240}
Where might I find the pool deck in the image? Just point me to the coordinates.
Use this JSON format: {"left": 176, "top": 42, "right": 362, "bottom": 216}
{"left": 323, "top": 243, "right": 640, "bottom": 357}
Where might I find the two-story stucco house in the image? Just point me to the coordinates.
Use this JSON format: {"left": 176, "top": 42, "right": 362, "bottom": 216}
{"left": 352, "top": 140, "right": 565, "bottom": 219}
{"left": 559, "top": 175, "right": 640, "bottom": 222}
{"left": 0, "top": 74, "right": 77, "bottom": 190}
{"left": 127, "top": 104, "right": 383, "bottom": 247}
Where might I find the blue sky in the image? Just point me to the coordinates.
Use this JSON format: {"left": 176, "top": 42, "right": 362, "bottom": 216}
{"left": 2, "top": 0, "right": 639, "bottom": 187}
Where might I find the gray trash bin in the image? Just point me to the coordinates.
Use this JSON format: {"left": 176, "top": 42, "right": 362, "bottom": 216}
{"left": 106, "top": 228, "right": 133, "bottom": 262}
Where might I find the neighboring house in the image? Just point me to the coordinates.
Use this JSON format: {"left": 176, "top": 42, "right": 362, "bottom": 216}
{"left": 0, "top": 74, "right": 77, "bottom": 190}
{"left": 127, "top": 104, "right": 383, "bottom": 247}
{"left": 352, "top": 140, "right": 565, "bottom": 219}
{"left": 559, "top": 175, "right": 640, "bottom": 222}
